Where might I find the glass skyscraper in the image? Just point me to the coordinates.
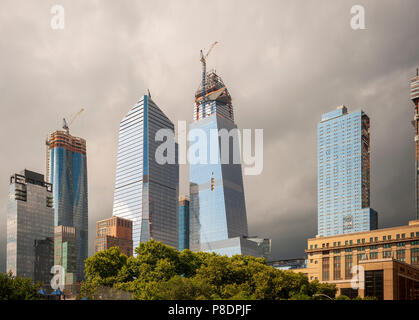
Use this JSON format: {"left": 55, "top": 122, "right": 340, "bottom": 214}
{"left": 46, "top": 130, "right": 88, "bottom": 282}
{"left": 189, "top": 71, "right": 259, "bottom": 257}
{"left": 317, "top": 106, "right": 378, "bottom": 237}
{"left": 112, "top": 94, "right": 179, "bottom": 252}
{"left": 178, "top": 197, "right": 190, "bottom": 251}
{"left": 7, "top": 170, "right": 54, "bottom": 285}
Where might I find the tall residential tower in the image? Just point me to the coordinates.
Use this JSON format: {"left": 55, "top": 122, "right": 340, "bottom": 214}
{"left": 411, "top": 69, "right": 419, "bottom": 220}
{"left": 112, "top": 94, "right": 179, "bottom": 252}
{"left": 317, "top": 106, "right": 378, "bottom": 237}
{"left": 46, "top": 130, "right": 88, "bottom": 282}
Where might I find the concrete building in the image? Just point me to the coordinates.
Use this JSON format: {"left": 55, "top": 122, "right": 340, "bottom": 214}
{"left": 7, "top": 170, "right": 54, "bottom": 285}
{"left": 112, "top": 93, "right": 179, "bottom": 251}
{"left": 95, "top": 216, "right": 133, "bottom": 256}
{"left": 46, "top": 130, "right": 88, "bottom": 282}
{"left": 302, "top": 220, "right": 419, "bottom": 299}
{"left": 317, "top": 106, "right": 377, "bottom": 236}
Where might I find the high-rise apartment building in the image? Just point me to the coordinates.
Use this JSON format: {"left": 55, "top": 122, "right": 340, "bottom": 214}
{"left": 7, "top": 170, "right": 54, "bottom": 285}
{"left": 411, "top": 69, "right": 419, "bottom": 220}
{"left": 95, "top": 216, "right": 133, "bottom": 257}
{"left": 178, "top": 197, "right": 190, "bottom": 251}
{"left": 46, "top": 130, "right": 88, "bottom": 282}
{"left": 317, "top": 106, "right": 377, "bottom": 236}
{"left": 112, "top": 94, "right": 179, "bottom": 252}
{"left": 189, "top": 71, "right": 259, "bottom": 257}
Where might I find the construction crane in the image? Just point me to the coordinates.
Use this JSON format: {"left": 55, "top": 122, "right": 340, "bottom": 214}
{"left": 63, "top": 108, "right": 84, "bottom": 134}
{"left": 200, "top": 41, "right": 218, "bottom": 105}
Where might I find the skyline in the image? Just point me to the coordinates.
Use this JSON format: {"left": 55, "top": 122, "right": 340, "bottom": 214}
{"left": 1, "top": 0, "right": 419, "bottom": 271}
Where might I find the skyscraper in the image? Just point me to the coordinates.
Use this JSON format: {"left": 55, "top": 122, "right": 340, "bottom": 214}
{"left": 46, "top": 130, "right": 88, "bottom": 282}
{"left": 189, "top": 71, "right": 259, "bottom": 257}
{"left": 317, "top": 106, "right": 378, "bottom": 237}
{"left": 112, "top": 94, "right": 179, "bottom": 251}
{"left": 178, "top": 196, "right": 190, "bottom": 251}
{"left": 410, "top": 69, "right": 419, "bottom": 220}
{"left": 7, "top": 170, "right": 54, "bottom": 284}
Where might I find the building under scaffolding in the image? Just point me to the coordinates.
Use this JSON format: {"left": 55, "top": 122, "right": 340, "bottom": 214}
{"left": 194, "top": 71, "right": 234, "bottom": 122}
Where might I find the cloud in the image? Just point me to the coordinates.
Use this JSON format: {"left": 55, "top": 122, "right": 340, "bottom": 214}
{"left": 1, "top": 0, "right": 419, "bottom": 271}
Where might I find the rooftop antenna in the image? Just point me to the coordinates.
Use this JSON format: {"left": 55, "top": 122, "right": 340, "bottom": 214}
{"left": 147, "top": 89, "right": 151, "bottom": 99}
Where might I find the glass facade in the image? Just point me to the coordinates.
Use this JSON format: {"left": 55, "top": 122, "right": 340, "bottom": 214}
{"left": 112, "top": 95, "right": 179, "bottom": 252}
{"left": 178, "top": 198, "right": 190, "bottom": 251}
{"left": 47, "top": 131, "right": 88, "bottom": 282}
{"left": 54, "top": 225, "right": 77, "bottom": 285}
{"left": 189, "top": 71, "right": 253, "bottom": 257}
{"left": 317, "top": 106, "right": 378, "bottom": 236}
{"left": 7, "top": 170, "right": 54, "bottom": 285}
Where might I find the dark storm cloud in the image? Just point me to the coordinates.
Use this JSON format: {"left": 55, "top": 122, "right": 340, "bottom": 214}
{"left": 1, "top": 0, "right": 419, "bottom": 271}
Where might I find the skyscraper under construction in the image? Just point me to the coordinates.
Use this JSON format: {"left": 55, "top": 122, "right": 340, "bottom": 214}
{"left": 189, "top": 58, "right": 259, "bottom": 256}
{"left": 46, "top": 127, "right": 88, "bottom": 283}
{"left": 411, "top": 69, "right": 419, "bottom": 220}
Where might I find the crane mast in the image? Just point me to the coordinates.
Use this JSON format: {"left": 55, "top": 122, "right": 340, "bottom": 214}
{"left": 200, "top": 41, "right": 218, "bottom": 106}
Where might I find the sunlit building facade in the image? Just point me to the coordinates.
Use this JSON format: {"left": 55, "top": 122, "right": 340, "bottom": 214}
{"left": 112, "top": 94, "right": 179, "bottom": 252}
{"left": 317, "top": 106, "right": 377, "bottom": 236}
{"left": 95, "top": 216, "right": 133, "bottom": 257}
{"left": 189, "top": 71, "right": 258, "bottom": 257}
{"left": 46, "top": 130, "right": 88, "bottom": 282}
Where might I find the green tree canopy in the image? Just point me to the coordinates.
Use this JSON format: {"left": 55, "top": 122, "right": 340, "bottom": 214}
{"left": 81, "top": 240, "right": 337, "bottom": 300}
{"left": 0, "top": 271, "right": 41, "bottom": 300}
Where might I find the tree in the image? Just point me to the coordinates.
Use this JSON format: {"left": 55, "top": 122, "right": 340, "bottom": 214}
{"left": 80, "top": 240, "right": 337, "bottom": 300}
{"left": 0, "top": 271, "right": 42, "bottom": 300}
{"left": 84, "top": 246, "right": 128, "bottom": 287}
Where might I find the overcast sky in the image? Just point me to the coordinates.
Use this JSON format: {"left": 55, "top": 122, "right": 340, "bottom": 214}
{"left": 1, "top": 0, "right": 419, "bottom": 271}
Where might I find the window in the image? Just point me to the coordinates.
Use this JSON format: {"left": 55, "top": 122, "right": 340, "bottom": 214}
{"left": 383, "top": 251, "right": 392, "bottom": 258}
{"left": 383, "top": 243, "right": 392, "bottom": 249}
{"left": 411, "top": 248, "right": 419, "bottom": 265}
{"left": 383, "top": 236, "right": 386, "bottom": 241}
{"left": 333, "top": 256, "right": 341, "bottom": 280}
{"left": 369, "top": 252, "right": 378, "bottom": 260}
{"left": 365, "top": 270, "right": 384, "bottom": 300}
{"left": 396, "top": 242, "right": 406, "bottom": 247}
{"left": 357, "top": 253, "right": 367, "bottom": 261}
{"left": 322, "top": 257, "right": 330, "bottom": 281}
{"left": 396, "top": 250, "right": 406, "bottom": 262}
{"left": 357, "top": 247, "right": 365, "bottom": 251}
{"left": 345, "top": 255, "right": 353, "bottom": 279}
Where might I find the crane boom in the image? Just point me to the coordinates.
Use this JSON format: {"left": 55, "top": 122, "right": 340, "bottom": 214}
{"left": 62, "top": 108, "right": 84, "bottom": 133}
{"left": 69, "top": 108, "right": 84, "bottom": 126}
